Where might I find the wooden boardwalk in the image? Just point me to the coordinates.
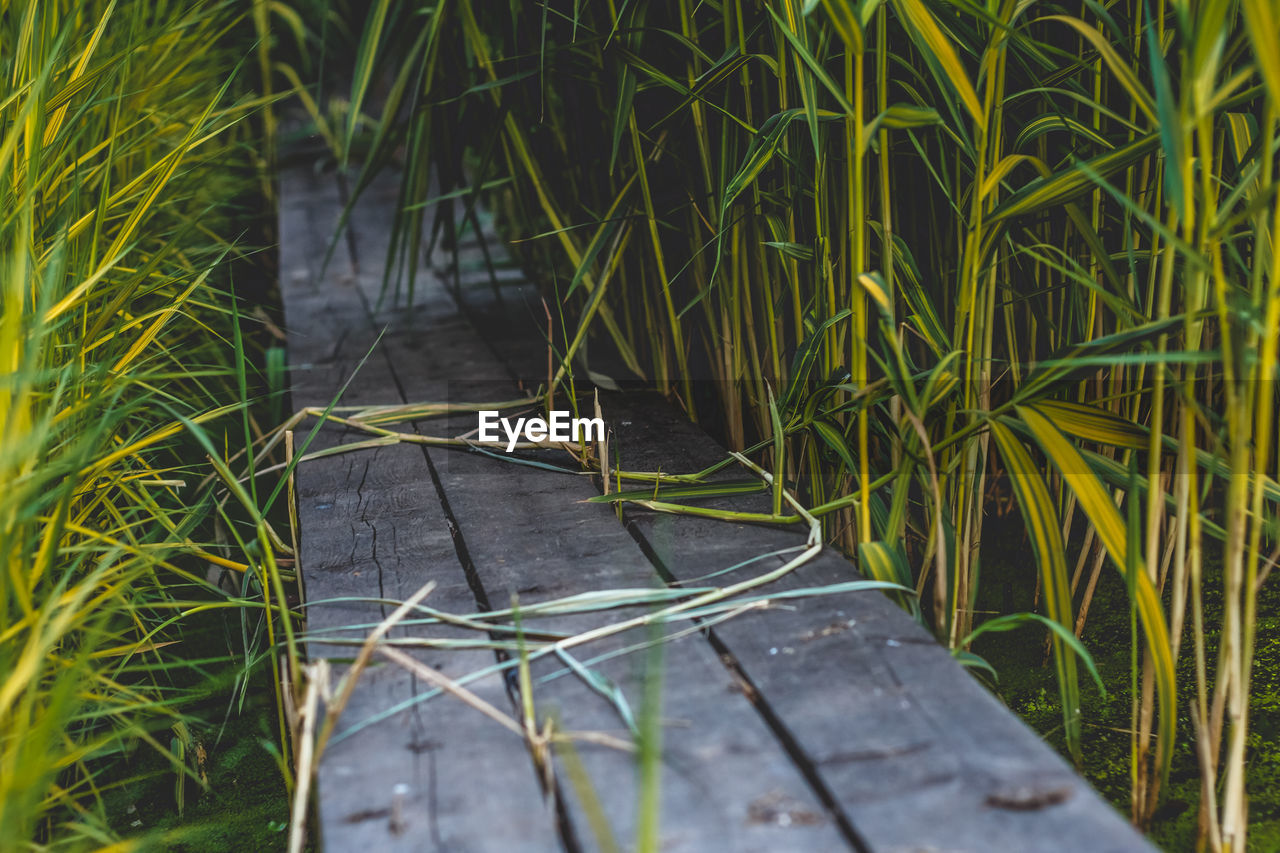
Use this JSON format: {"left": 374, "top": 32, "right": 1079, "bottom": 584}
{"left": 279, "top": 163, "right": 1156, "bottom": 852}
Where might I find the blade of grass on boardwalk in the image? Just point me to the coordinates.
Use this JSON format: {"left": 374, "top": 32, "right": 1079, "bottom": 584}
{"left": 587, "top": 479, "right": 767, "bottom": 503}
{"left": 325, "top": 570, "right": 911, "bottom": 745}
{"left": 330, "top": 600, "right": 773, "bottom": 745}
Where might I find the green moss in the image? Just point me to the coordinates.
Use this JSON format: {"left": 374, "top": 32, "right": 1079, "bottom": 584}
{"left": 972, "top": 516, "right": 1280, "bottom": 852}
{"left": 99, "top": 685, "right": 292, "bottom": 852}
{"left": 88, "top": 591, "right": 295, "bottom": 852}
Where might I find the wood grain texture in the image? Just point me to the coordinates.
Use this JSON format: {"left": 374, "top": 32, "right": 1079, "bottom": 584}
{"left": 598, "top": 391, "right": 1157, "bottom": 853}
{"left": 343, "top": 171, "right": 855, "bottom": 853}
{"left": 281, "top": 167, "right": 560, "bottom": 852}
{"left": 282, "top": 163, "right": 1156, "bottom": 852}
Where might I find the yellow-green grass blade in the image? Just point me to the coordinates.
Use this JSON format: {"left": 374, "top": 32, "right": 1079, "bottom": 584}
{"left": 1018, "top": 404, "right": 1176, "bottom": 782}
{"left": 818, "top": 0, "right": 864, "bottom": 54}
{"left": 857, "top": 540, "right": 920, "bottom": 616}
{"left": 343, "top": 0, "right": 392, "bottom": 163}
{"left": 988, "top": 418, "right": 1083, "bottom": 760}
{"left": 891, "top": 0, "right": 983, "bottom": 124}
{"left": 586, "top": 479, "right": 766, "bottom": 503}
{"left": 1141, "top": 0, "right": 1186, "bottom": 219}
{"left": 987, "top": 132, "right": 1161, "bottom": 223}
{"left": 1241, "top": 0, "right": 1280, "bottom": 102}
{"left": 1013, "top": 114, "right": 1111, "bottom": 151}
{"left": 1031, "top": 400, "right": 1148, "bottom": 450}
{"left": 770, "top": 0, "right": 849, "bottom": 151}
{"left": 1043, "top": 16, "right": 1157, "bottom": 125}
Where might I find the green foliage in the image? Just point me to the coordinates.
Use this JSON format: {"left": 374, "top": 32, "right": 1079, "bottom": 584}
{"left": 0, "top": 1, "right": 283, "bottom": 847}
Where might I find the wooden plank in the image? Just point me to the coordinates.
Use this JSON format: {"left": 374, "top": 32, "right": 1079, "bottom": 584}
{"left": 429, "top": 187, "right": 1154, "bottom": 850}
{"left": 283, "top": 162, "right": 1156, "bottom": 852}
{"left": 423, "top": 432, "right": 855, "bottom": 852}
{"left": 338, "top": 172, "right": 857, "bottom": 852}
{"left": 297, "top": 438, "right": 560, "bottom": 853}
{"left": 597, "top": 391, "right": 1157, "bottom": 853}
{"left": 280, "top": 167, "right": 561, "bottom": 852}
{"left": 427, "top": 192, "right": 1155, "bottom": 849}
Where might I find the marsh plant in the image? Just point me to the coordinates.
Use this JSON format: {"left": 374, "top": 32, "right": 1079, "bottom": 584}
{"left": 1, "top": 0, "right": 296, "bottom": 846}
{"left": 295, "top": 0, "right": 1280, "bottom": 848}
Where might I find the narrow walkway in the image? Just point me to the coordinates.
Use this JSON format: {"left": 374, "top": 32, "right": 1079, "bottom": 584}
{"left": 279, "top": 164, "right": 1154, "bottom": 852}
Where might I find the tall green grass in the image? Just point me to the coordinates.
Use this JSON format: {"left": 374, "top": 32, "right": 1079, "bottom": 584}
{"left": 1, "top": 1, "right": 288, "bottom": 847}
{"left": 302, "top": 0, "right": 1277, "bottom": 847}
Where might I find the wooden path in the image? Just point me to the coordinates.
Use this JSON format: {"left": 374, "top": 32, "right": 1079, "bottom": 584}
{"left": 279, "top": 163, "right": 1156, "bottom": 852}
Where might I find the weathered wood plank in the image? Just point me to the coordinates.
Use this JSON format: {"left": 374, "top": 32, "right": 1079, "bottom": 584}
{"left": 598, "top": 391, "right": 1157, "bottom": 853}
{"left": 423, "top": 434, "right": 854, "bottom": 852}
{"left": 339, "top": 172, "right": 857, "bottom": 852}
{"left": 280, "top": 167, "right": 561, "bottom": 852}
{"left": 283, "top": 162, "right": 1156, "bottom": 853}
{"left": 435, "top": 188, "right": 1155, "bottom": 851}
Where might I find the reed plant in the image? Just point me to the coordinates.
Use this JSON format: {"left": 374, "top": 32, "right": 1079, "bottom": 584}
{"left": 1, "top": 1, "right": 292, "bottom": 847}
{"left": 300, "top": 0, "right": 1279, "bottom": 847}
